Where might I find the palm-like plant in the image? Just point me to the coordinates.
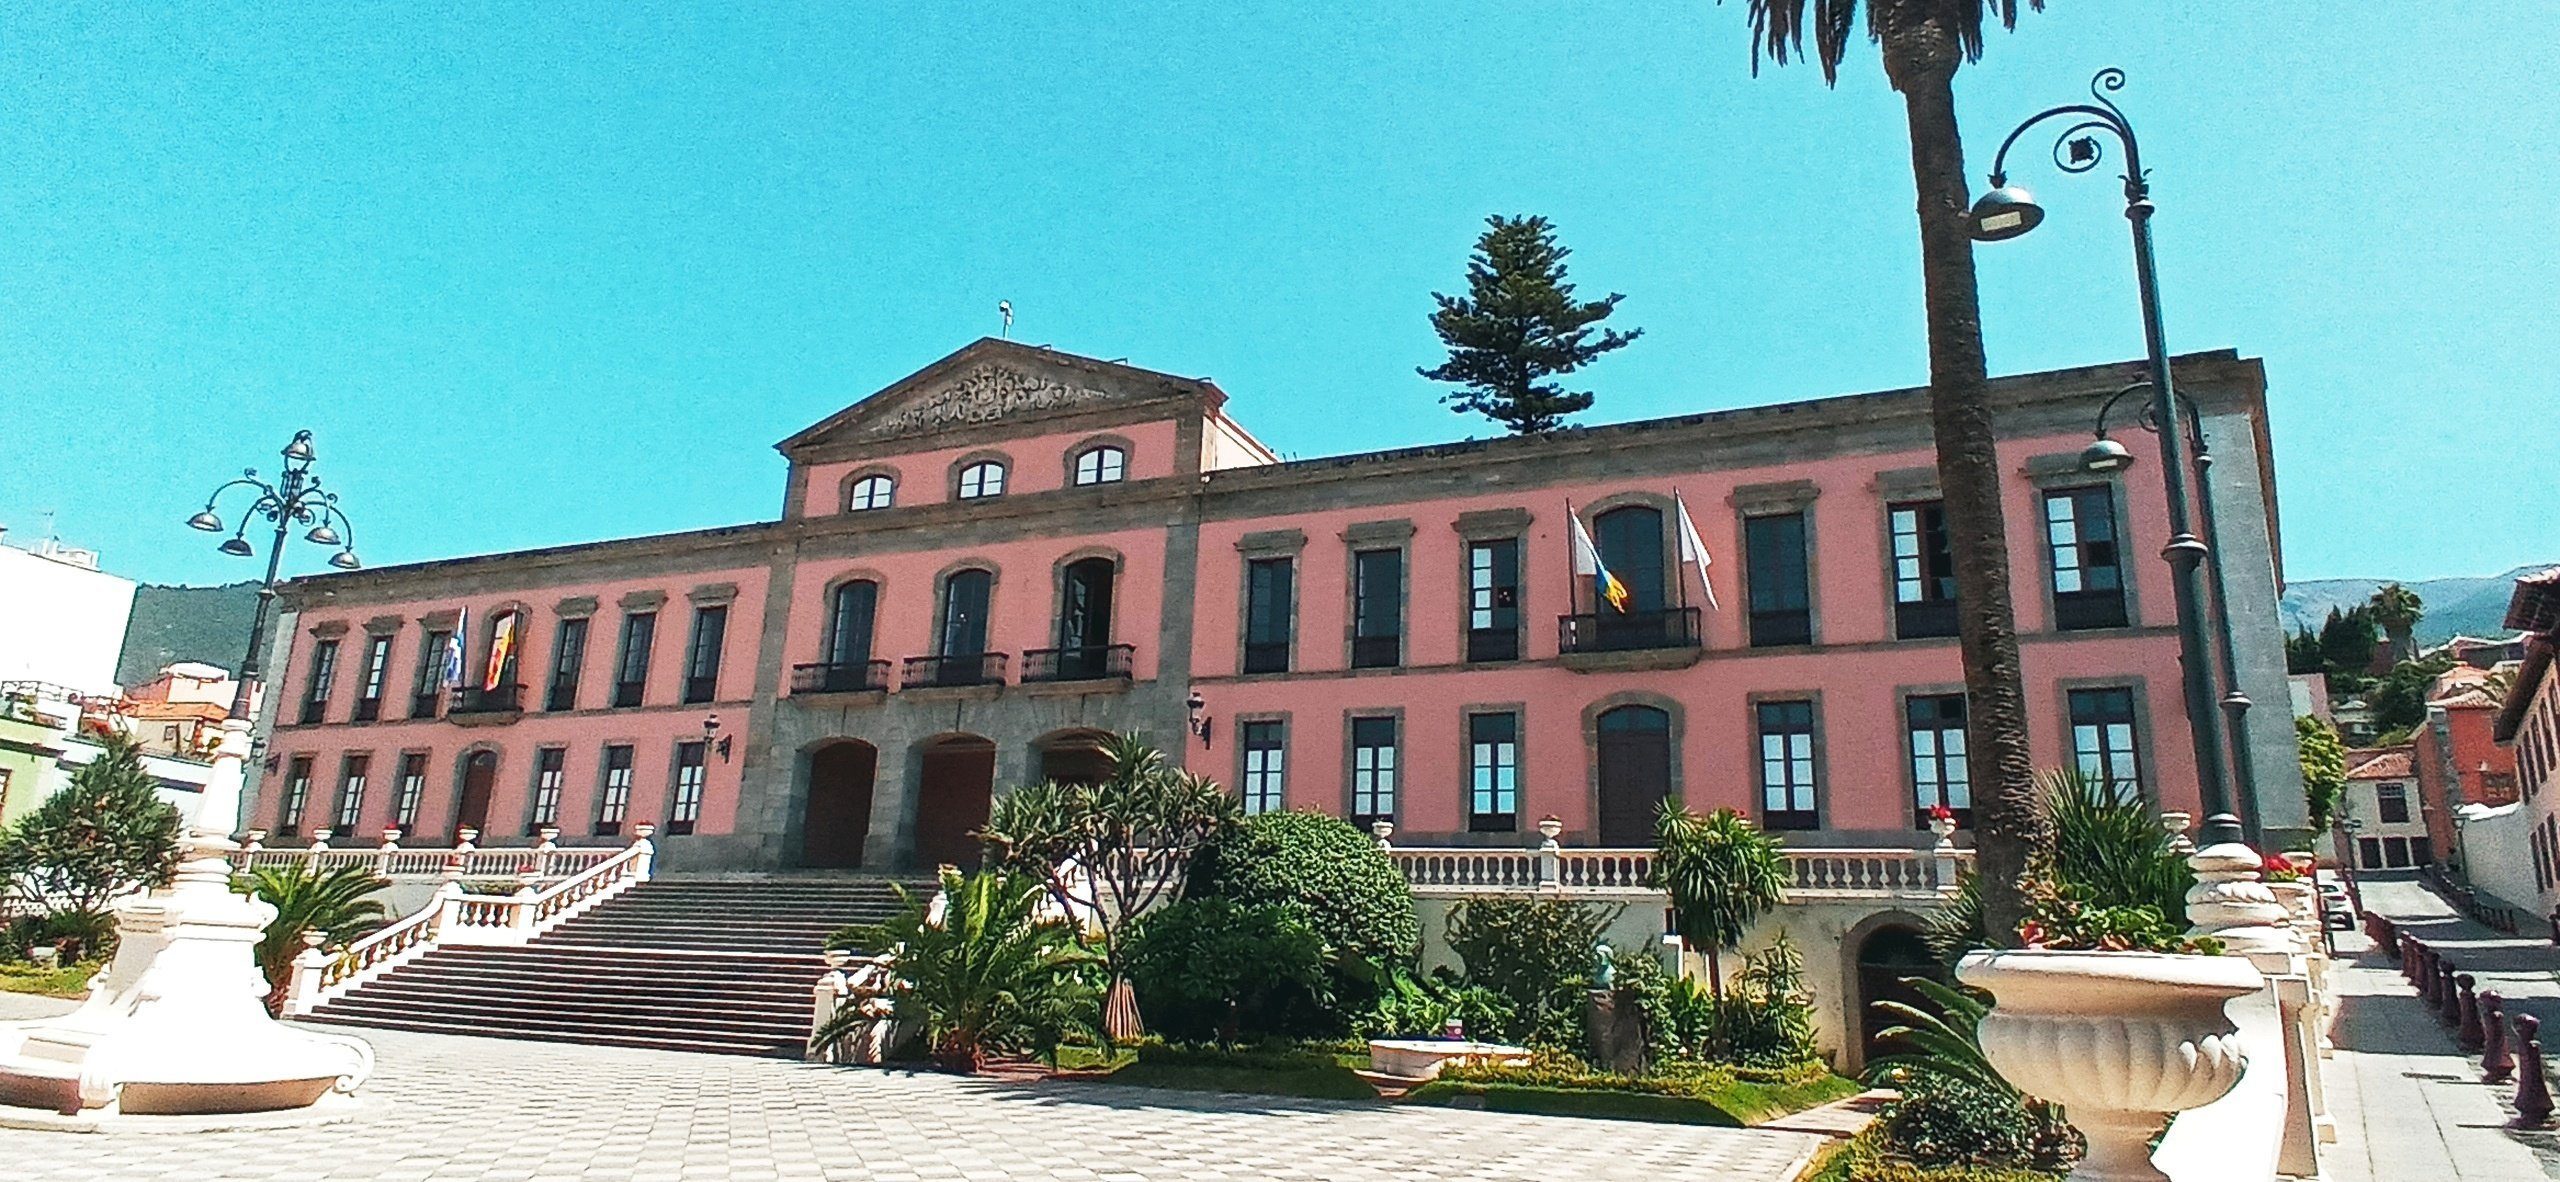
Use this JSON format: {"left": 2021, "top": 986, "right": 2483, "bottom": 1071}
{"left": 234, "top": 863, "right": 390, "bottom": 1014}
{"left": 1652, "top": 803, "right": 1787, "bottom": 993}
{"left": 1728, "top": 0, "right": 2053, "bottom": 946}
{"left": 1864, "top": 975, "right": 2009, "bottom": 1095}
{"left": 2368, "top": 582, "right": 2423, "bottom": 663}
{"left": 819, "top": 867, "right": 1102, "bottom": 1072}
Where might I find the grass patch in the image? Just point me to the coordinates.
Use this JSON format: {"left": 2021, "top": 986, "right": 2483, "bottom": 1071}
{"left": 1802, "top": 1128, "right": 2064, "bottom": 1182}
{"left": 0, "top": 960, "right": 98, "bottom": 999}
{"left": 1056, "top": 1041, "right": 1378, "bottom": 1102}
{"left": 1407, "top": 1059, "right": 1862, "bottom": 1127}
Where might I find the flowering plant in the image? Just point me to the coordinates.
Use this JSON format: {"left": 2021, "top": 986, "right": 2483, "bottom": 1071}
{"left": 2015, "top": 878, "right": 2224, "bottom": 956}
{"left": 2261, "top": 853, "right": 2304, "bottom": 883}
{"left": 1928, "top": 803, "right": 1956, "bottom": 824}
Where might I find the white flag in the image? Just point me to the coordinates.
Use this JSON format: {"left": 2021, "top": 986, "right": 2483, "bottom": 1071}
{"left": 1674, "top": 492, "right": 1720, "bottom": 610}
{"left": 441, "top": 606, "right": 468, "bottom": 690}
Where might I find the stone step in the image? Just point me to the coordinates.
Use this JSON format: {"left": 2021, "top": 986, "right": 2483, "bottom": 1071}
{"left": 299, "top": 1011, "right": 804, "bottom": 1058}
{"left": 334, "top": 984, "right": 810, "bottom": 1024}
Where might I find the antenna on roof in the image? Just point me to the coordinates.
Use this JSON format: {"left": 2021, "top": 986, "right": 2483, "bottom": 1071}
{"left": 998, "top": 301, "right": 1013, "bottom": 339}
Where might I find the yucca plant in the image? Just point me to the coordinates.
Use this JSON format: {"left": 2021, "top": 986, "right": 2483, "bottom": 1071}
{"left": 233, "top": 863, "right": 390, "bottom": 1014}
{"left": 1653, "top": 803, "right": 1787, "bottom": 992}
{"left": 816, "top": 867, "right": 1102, "bottom": 1072}
{"left": 2042, "top": 765, "right": 2190, "bottom": 926}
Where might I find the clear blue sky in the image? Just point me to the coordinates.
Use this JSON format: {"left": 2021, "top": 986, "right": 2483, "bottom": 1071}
{"left": 3, "top": 4, "right": 2550, "bottom": 588}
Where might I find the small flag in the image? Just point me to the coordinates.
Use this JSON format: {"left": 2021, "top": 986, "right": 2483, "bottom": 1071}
{"left": 1674, "top": 491, "right": 1721, "bottom": 611}
{"left": 1570, "top": 514, "right": 1631, "bottom": 613}
{"left": 441, "top": 607, "right": 467, "bottom": 690}
{"left": 484, "top": 611, "right": 519, "bottom": 692}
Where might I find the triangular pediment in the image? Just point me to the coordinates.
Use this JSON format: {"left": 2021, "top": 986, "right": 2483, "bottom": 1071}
{"left": 779, "top": 339, "right": 1221, "bottom": 457}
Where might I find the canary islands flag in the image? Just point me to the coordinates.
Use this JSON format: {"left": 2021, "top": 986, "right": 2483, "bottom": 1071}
{"left": 1570, "top": 513, "right": 1631, "bottom": 613}
{"left": 484, "top": 611, "right": 520, "bottom": 692}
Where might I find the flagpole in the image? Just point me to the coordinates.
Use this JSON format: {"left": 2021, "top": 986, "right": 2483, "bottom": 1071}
{"left": 1672, "top": 489, "right": 1690, "bottom": 613}
{"left": 1564, "top": 498, "right": 1580, "bottom": 619}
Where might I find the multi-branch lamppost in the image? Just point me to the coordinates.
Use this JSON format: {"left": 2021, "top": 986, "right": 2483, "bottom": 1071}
{"left": 187, "top": 429, "right": 362, "bottom": 721}
{"left": 1965, "top": 67, "right": 2254, "bottom": 851}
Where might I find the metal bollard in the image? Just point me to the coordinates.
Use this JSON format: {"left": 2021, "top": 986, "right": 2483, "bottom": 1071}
{"left": 2510, "top": 1014, "right": 2554, "bottom": 1130}
{"left": 2458, "top": 975, "right": 2485, "bottom": 1053}
{"left": 2484, "top": 991, "right": 2516, "bottom": 1084}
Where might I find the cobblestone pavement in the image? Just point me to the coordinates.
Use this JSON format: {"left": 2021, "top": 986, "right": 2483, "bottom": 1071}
{"left": 0, "top": 1022, "right": 1824, "bottom": 1182}
{"left": 2329, "top": 874, "right": 2560, "bottom": 1181}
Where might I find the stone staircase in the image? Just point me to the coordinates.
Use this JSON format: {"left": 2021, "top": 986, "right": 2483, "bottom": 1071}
{"left": 301, "top": 877, "right": 921, "bottom": 1058}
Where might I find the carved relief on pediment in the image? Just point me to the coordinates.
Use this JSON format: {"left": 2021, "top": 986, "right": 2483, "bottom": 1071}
{"left": 866, "top": 363, "right": 1112, "bottom": 437}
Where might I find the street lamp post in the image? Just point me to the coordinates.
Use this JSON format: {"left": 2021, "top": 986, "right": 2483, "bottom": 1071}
{"left": 1967, "top": 68, "right": 2248, "bottom": 850}
{"left": 187, "top": 429, "right": 362, "bottom": 721}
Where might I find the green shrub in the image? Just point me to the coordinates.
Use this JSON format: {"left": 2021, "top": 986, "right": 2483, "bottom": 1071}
{"left": 0, "top": 734, "right": 184, "bottom": 918}
{"left": 1418, "top": 1054, "right": 1861, "bottom": 1127}
{"left": 1106, "top": 1039, "right": 1377, "bottom": 1100}
{"left": 1351, "top": 962, "right": 1516, "bottom": 1041}
{"left": 1878, "top": 1071, "right": 2080, "bottom": 1175}
{"left": 816, "top": 868, "right": 1103, "bottom": 1071}
{"left": 1445, "top": 896, "right": 1618, "bottom": 1047}
{"left": 1125, "top": 898, "right": 1329, "bottom": 1043}
{"left": 1805, "top": 1126, "right": 2066, "bottom": 1182}
{"left": 1189, "top": 811, "right": 1418, "bottom": 967}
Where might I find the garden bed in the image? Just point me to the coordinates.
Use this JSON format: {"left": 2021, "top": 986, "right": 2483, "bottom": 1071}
{"left": 0, "top": 961, "right": 97, "bottom": 999}
{"left": 1405, "top": 1060, "right": 1861, "bottom": 1127}
{"left": 1052, "top": 1042, "right": 1380, "bottom": 1102}
{"left": 1799, "top": 1126, "right": 2063, "bottom": 1182}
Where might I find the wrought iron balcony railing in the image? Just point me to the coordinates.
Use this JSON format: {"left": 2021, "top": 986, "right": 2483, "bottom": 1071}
{"left": 791, "top": 660, "right": 893, "bottom": 694}
{"left": 1556, "top": 607, "right": 1702, "bottom": 655}
{"left": 1020, "top": 644, "right": 1134, "bottom": 684}
{"left": 902, "top": 652, "right": 1008, "bottom": 689}
{"left": 450, "top": 683, "right": 526, "bottom": 715}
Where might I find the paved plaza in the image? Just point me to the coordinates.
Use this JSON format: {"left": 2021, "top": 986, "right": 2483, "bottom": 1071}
{"left": 0, "top": 993, "right": 1821, "bottom": 1182}
{"left": 2326, "top": 874, "right": 2560, "bottom": 1181}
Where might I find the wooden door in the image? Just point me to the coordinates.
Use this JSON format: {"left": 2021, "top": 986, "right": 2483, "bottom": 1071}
{"left": 455, "top": 751, "right": 496, "bottom": 839}
{"left": 800, "top": 742, "right": 877, "bottom": 870}
{"left": 1595, "top": 706, "right": 1671, "bottom": 846}
{"left": 914, "top": 738, "right": 995, "bottom": 870}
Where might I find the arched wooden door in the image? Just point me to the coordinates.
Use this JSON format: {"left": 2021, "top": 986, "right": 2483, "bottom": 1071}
{"left": 1856, "top": 925, "right": 1946, "bottom": 1068}
{"left": 455, "top": 751, "right": 496, "bottom": 840}
{"left": 1595, "top": 705, "right": 1672, "bottom": 845}
{"left": 914, "top": 735, "right": 996, "bottom": 870}
{"left": 801, "top": 741, "right": 878, "bottom": 870}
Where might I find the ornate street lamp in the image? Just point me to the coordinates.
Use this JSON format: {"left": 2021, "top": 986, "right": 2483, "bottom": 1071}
{"left": 188, "top": 429, "right": 363, "bottom": 720}
{"left": 1969, "top": 68, "right": 2252, "bottom": 850}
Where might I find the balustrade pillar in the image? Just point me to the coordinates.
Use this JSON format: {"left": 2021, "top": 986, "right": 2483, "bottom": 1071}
{"left": 2483, "top": 991, "right": 2515, "bottom": 1084}
{"left": 1536, "top": 817, "right": 1562, "bottom": 890}
{"left": 631, "top": 824, "right": 657, "bottom": 879}
{"left": 376, "top": 828, "right": 401, "bottom": 877}
{"left": 2185, "top": 841, "right": 2299, "bottom": 956}
{"left": 535, "top": 825, "right": 561, "bottom": 877}
{"left": 2511, "top": 1014, "right": 2554, "bottom": 1130}
{"left": 310, "top": 828, "right": 333, "bottom": 853}
{"left": 284, "top": 931, "right": 330, "bottom": 1017}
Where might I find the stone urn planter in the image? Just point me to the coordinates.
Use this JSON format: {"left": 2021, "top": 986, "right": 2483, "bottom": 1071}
{"left": 1958, "top": 950, "right": 2263, "bottom": 1182}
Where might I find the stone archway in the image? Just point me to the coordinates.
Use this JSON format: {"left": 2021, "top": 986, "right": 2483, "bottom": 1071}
{"left": 1850, "top": 920, "right": 1947, "bottom": 1073}
{"left": 800, "top": 740, "right": 878, "bottom": 870}
{"left": 914, "top": 734, "right": 997, "bottom": 871}
{"left": 1036, "top": 729, "right": 1116, "bottom": 787}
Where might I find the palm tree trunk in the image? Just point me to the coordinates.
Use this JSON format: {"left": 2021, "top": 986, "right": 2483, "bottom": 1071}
{"left": 1705, "top": 945, "right": 1724, "bottom": 996}
{"left": 1879, "top": 12, "right": 2049, "bottom": 949}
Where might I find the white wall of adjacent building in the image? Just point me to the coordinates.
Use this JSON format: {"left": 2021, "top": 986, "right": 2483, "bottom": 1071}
{"left": 0, "top": 531, "right": 137, "bottom": 696}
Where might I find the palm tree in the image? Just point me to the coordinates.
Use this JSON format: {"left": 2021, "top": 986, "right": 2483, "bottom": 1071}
{"left": 1653, "top": 803, "right": 1788, "bottom": 993}
{"left": 1730, "top": 0, "right": 2050, "bottom": 944}
{"left": 235, "top": 863, "right": 390, "bottom": 1014}
{"left": 2368, "top": 582, "right": 2423, "bottom": 664}
{"left": 820, "top": 867, "right": 1102, "bottom": 1072}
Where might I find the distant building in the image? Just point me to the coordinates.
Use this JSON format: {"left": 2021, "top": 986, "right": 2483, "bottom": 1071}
{"left": 0, "top": 684, "right": 212, "bottom": 827}
{"left": 2410, "top": 663, "right": 2520, "bottom": 863}
{"left": 2424, "top": 632, "right": 2532, "bottom": 670}
{"left": 2342, "top": 745, "right": 2429, "bottom": 870}
{"left": 2453, "top": 568, "right": 2560, "bottom": 915}
{"left": 122, "top": 661, "right": 254, "bottom": 758}
{"left": 2332, "top": 697, "right": 2379, "bottom": 746}
{"left": 0, "top": 528, "right": 138, "bottom": 698}
{"left": 2287, "top": 672, "right": 2333, "bottom": 723}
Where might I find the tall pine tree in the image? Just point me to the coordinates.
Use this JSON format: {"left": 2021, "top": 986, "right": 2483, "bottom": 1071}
{"left": 1419, "top": 215, "right": 1641, "bottom": 434}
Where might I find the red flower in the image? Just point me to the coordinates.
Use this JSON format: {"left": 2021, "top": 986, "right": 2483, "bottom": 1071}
{"left": 1928, "top": 803, "right": 1955, "bottom": 823}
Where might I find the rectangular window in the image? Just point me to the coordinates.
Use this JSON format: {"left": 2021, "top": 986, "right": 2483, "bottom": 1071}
{"left": 1350, "top": 716, "right": 1398, "bottom": 826}
{"left": 595, "top": 744, "right": 635, "bottom": 836}
{"left": 1351, "top": 549, "right": 1403, "bottom": 668}
{"left": 2067, "top": 687, "right": 2143, "bottom": 800}
{"left": 2046, "top": 487, "right": 2129, "bottom": 630}
{"left": 1744, "top": 512, "right": 1813, "bottom": 648}
{"left": 412, "top": 628, "right": 449, "bottom": 719}
{"left": 278, "top": 755, "right": 315, "bottom": 836}
{"left": 2356, "top": 835, "right": 2382, "bottom": 871}
{"left": 1467, "top": 712, "right": 1519, "bottom": 833}
{"left": 1889, "top": 501, "right": 1959, "bottom": 640}
{"left": 612, "top": 612, "right": 656, "bottom": 708}
{"left": 683, "top": 606, "right": 728, "bottom": 704}
{"left": 2376, "top": 782, "right": 2411, "bottom": 825}
{"left": 669, "top": 741, "right": 708, "bottom": 835}
{"left": 1907, "top": 693, "right": 1971, "bottom": 826}
{"left": 546, "top": 617, "right": 588, "bottom": 712}
{"left": 354, "top": 635, "right": 392, "bottom": 721}
{"left": 300, "top": 639, "right": 340, "bottom": 725}
{"left": 2382, "top": 836, "right": 2411, "bottom": 869}
{"left": 334, "top": 753, "right": 370, "bottom": 832}
{"left": 530, "top": 747, "right": 567, "bottom": 829}
{"left": 1240, "top": 721, "right": 1286, "bottom": 815}
{"left": 1757, "top": 700, "right": 1820, "bottom": 830}
{"left": 1243, "top": 557, "right": 1295, "bottom": 674}
{"left": 394, "top": 753, "right": 428, "bottom": 830}
{"left": 1465, "top": 539, "right": 1522, "bottom": 662}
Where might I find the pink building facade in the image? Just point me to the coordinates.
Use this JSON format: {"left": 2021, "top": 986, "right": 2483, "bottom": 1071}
{"left": 254, "top": 339, "right": 2307, "bottom": 871}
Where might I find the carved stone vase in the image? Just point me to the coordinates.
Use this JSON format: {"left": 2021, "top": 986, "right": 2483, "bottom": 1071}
{"left": 1958, "top": 950, "right": 2263, "bottom": 1182}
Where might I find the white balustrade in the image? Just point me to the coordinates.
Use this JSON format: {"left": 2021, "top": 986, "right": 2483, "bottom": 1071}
{"left": 232, "top": 837, "right": 615, "bottom": 883}
{"left": 1390, "top": 844, "right": 1969, "bottom": 901}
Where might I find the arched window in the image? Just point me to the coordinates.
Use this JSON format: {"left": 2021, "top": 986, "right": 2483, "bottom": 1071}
{"left": 940, "top": 569, "right": 993, "bottom": 657}
{"left": 957, "top": 461, "right": 1007, "bottom": 500}
{"left": 1072, "top": 445, "right": 1127, "bottom": 486}
{"left": 1056, "top": 557, "right": 1116, "bottom": 673}
{"left": 827, "top": 580, "right": 879, "bottom": 668}
{"left": 1592, "top": 506, "right": 1667, "bottom": 613}
{"left": 845, "top": 474, "right": 894, "bottom": 512}
{"left": 1595, "top": 703, "right": 1672, "bottom": 845}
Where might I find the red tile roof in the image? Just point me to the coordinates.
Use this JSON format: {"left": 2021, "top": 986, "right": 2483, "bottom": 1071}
{"left": 2347, "top": 747, "right": 2415, "bottom": 780}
